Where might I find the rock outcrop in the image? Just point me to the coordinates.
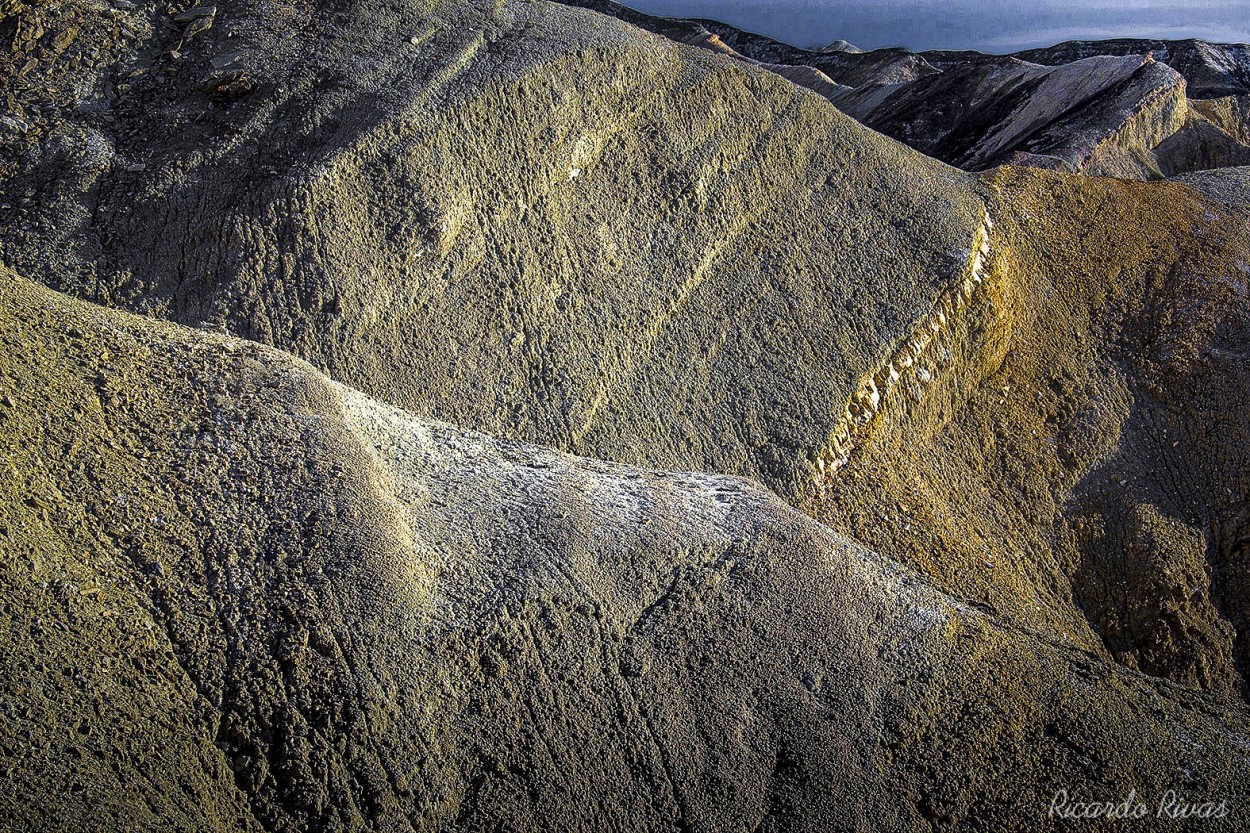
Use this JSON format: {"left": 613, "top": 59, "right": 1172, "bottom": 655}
{"left": 1012, "top": 39, "right": 1250, "bottom": 99}
{"left": 812, "top": 167, "right": 1250, "bottom": 699}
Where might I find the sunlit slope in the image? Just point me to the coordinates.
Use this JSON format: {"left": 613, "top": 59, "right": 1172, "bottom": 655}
{"left": 2, "top": 0, "right": 985, "bottom": 500}
{"left": 554, "top": 2, "right": 1250, "bottom": 179}
{"left": 810, "top": 167, "right": 1250, "bottom": 699}
{"left": 3, "top": 266, "right": 1249, "bottom": 831}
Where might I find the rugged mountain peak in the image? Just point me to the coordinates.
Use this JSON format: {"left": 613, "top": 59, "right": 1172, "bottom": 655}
{"left": 820, "top": 38, "right": 863, "bottom": 54}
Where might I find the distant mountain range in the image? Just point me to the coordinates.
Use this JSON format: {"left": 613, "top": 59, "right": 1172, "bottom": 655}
{"left": 617, "top": 0, "right": 1250, "bottom": 53}
{"left": 567, "top": 0, "right": 1250, "bottom": 178}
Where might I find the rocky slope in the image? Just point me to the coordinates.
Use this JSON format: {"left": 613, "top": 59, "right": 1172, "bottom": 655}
{"left": 811, "top": 168, "right": 1250, "bottom": 699}
{"left": 1175, "top": 165, "right": 1250, "bottom": 215}
{"left": 1011, "top": 39, "right": 1250, "bottom": 99}
{"left": 0, "top": 0, "right": 984, "bottom": 504}
{"left": 4, "top": 265, "right": 1250, "bottom": 831}
{"left": 564, "top": 1, "right": 1250, "bottom": 179}
{"left": 4, "top": 0, "right": 1250, "bottom": 828}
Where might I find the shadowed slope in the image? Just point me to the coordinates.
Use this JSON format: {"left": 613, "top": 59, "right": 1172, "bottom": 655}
{"left": 809, "top": 168, "right": 1250, "bottom": 699}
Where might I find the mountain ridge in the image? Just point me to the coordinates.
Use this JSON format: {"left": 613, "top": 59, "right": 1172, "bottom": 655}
{"left": 560, "top": 0, "right": 1250, "bottom": 178}
{"left": 4, "top": 262, "right": 1250, "bottom": 830}
{"left": 4, "top": 0, "right": 1250, "bottom": 827}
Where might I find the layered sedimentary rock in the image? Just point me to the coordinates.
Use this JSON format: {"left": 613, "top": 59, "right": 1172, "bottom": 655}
{"left": 811, "top": 168, "right": 1250, "bottom": 699}
{"left": 813, "top": 209, "right": 999, "bottom": 476}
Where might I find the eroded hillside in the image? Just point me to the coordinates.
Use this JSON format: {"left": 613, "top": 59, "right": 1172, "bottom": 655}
{"left": 0, "top": 0, "right": 984, "bottom": 503}
{"left": 3, "top": 0, "right": 1250, "bottom": 828}
{"left": 809, "top": 168, "right": 1250, "bottom": 700}
{"left": 4, "top": 265, "right": 1250, "bottom": 831}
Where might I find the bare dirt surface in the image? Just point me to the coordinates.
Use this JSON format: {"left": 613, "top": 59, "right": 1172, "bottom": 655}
{"left": 1, "top": 0, "right": 986, "bottom": 503}
{"left": 3, "top": 266, "right": 1249, "bottom": 831}
{"left": 3, "top": 0, "right": 1250, "bottom": 829}
{"left": 811, "top": 168, "right": 1250, "bottom": 700}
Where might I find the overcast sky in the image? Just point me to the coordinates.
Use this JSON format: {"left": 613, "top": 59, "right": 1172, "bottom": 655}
{"left": 618, "top": 1, "right": 1250, "bottom": 52}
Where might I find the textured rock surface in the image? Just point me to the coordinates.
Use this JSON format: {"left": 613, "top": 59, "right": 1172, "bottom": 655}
{"left": 4, "top": 0, "right": 1250, "bottom": 828}
{"left": 844, "top": 54, "right": 1203, "bottom": 178}
{"left": 809, "top": 168, "right": 1250, "bottom": 700}
{"left": 4, "top": 266, "right": 1250, "bottom": 831}
{"left": 1175, "top": 165, "right": 1250, "bottom": 216}
{"left": 1012, "top": 39, "right": 1250, "bottom": 99}
{"left": 0, "top": 0, "right": 984, "bottom": 503}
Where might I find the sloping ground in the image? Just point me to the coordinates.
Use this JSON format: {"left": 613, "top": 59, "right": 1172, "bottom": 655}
{"left": 848, "top": 54, "right": 1250, "bottom": 178}
{"left": 561, "top": 0, "right": 942, "bottom": 88}
{"left": 840, "top": 41, "right": 1250, "bottom": 178}
{"left": 4, "top": 266, "right": 1250, "bottom": 831}
{"left": 4, "top": 0, "right": 1250, "bottom": 826}
{"left": 835, "top": 53, "right": 1182, "bottom": 174}
{"left": 1175, "top": 165, "right": 1250, "bottom": 215}
{"left": 560, "top": 1, "right": 1250, "bottom": 179}
{"left": 808, "top": 167, "right": 1250, "bottom": 698}
{"left": 0, "top": 0, "right": 984, "bottom": 503}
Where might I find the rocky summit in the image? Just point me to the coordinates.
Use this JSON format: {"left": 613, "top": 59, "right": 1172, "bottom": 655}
{"left": 2, "top": 0, "right": 1250, "bottom": 830}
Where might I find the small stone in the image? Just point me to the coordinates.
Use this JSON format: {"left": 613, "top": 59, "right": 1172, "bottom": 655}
{"left": 185, "top": 14, "right": 215, "bottom": 37}
{"left": 0, "top": 115, "right": 29, "bottom": 137}
{"left": 203, "top": 72, "right": 256, "bottom": 102}
{"left": 52, "top": 29, "right": 77, "bottom": 52}
{"left": 173, "top": 5, "right": 216, "bottom": 23}
{"left": 210, "top": 49, "right": 247, "bottom": 70}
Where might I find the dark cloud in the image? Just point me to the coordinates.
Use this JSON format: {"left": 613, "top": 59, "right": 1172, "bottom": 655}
{"left": 619, "top": 0, "right": 1250, "bottom": 51}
